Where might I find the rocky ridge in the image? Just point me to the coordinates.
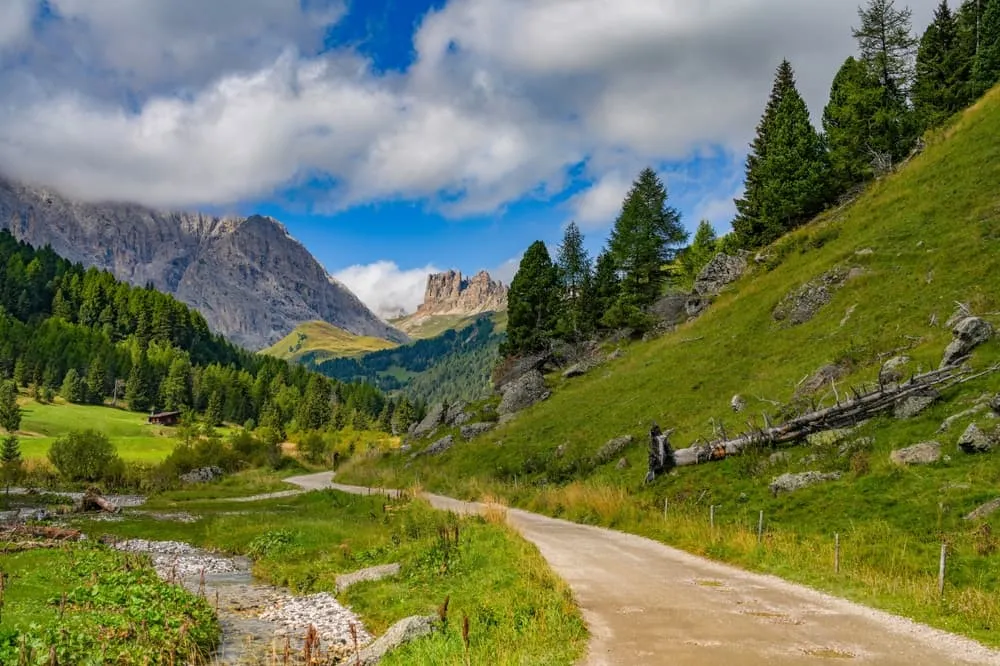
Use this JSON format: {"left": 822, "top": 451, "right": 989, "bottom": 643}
{"left": 0, "top": 176, "right": 407, "bottom": 350}
{"left": 411, "top": 270, "right": 507, "bottom": 321}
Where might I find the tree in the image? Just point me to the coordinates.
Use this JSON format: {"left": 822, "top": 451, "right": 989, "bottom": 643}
{"left": 680, "top": 221, "right": 719, "bottom": 279}
{"left": 590, "top": 250, "right": 620, "bottom": 330}
{"left": 555, "top": 222, "right": 593, "bottom": 340}
{"left": 608, "top": 168, "right": 687, "bottom": 312}
{"left": 160, "top": 357, "right": 192, "bottom": 411}
{"left": 973, "top": 0, "right": 1000, "bottom": 93}
{"left": 0, "top": 380, "right": 21, "bottom": 433}
{"left": 914, "top": 1, "right": 964, "bottom": 129}
{"left": 503, "top": 241, "right": 560, "bottom": 355}
{"left": 1, "top": 435, "right": 21, "bottom": 496}
{"left": 125, "top": 352, "right": 154, "bottom": 413}
{"left": 734, "top": 61, "right": 829, "bottom": 247}
{"left": 297, "top": 375, "right": 333, "bottom": 430}
{"left": 12, "top": 357, "right": 25, "bottom": 389}
{"left": 956, "top": 0, "right": 987, "bottom": 105}
{"left": 85, "top": 356, "right": 109, "bottom": 404}
{"left": 206, "top": 390, "right": 225, "bottom": 426}
{"left": 823, "top": 57, "right": 886, "bottom": 192}
{"left": 48, "top": 429, "right": 122, "bottom": 483}
{"left": 61, "top": 368, "right": 85, "bottom": 404}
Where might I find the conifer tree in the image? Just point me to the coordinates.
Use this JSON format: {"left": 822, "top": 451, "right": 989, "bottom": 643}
{"left": 555, "top": 222, "right": 593, "bottom": 340}
{"left": 85, "top": 356, "right": 108, "bottom": 404}
{"left": 590, "top": 251, "right": 620, "bottom": 330}
{"left": 823, "top": 57, "right": 885, "bottom": 193}
{"left": 12, "top": 358, "right": 25, "bottom": 389}
{"left": 161, "top": 357, "right": 192, "bottom": 411}
{"left": 681, "top": 221, "right": 719, "bottom": 279}
{"left": 914, "top": 1, "right": 964, "bottom": 129}
{"left": 1, "top": 435, "right": 21, "bottom": 496}
{"left": 973, "top": 0, "right": 1000, "bottom": 93}
{"left": 125, "top": 352, "right": 154, "bottom": 413}
{"left": 956, "top": 0, "right": 986, "bottom": 105}
{"left": 503, "top": 241, "right": 560, "bottom": 355}
{"left": 0, "top": 380, "right": 20, "bottom": 433}
{"left": 61, "top": 368, "right": 85, "bottom": 404}
{"left": 206, "top": 390, "right": 225, "bottom": 426}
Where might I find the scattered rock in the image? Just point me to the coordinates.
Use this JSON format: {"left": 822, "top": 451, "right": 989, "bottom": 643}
{"left": 938, "top": 404, "right": 989, "bottom": 433}
{"left": 694, "top": 252, "right": 749, "bottom": 297}
{"left": 795, "top": 363, "right": 849, "bottom": 398}
{"left": 839, "top": 437, "right": 875, "bottom": 456}
{"left": 114, "top": 539, "right": 248, "bottom": 579}
{"left": 730, "top": 395, "right": 747, "bottom": 413}
{"left": 990, "top": 394, "right": 1000, "bottom": 416}
{"left": 179, "top": 466, "right": 224, "bottom": 484}
{"left": 335, "top": 563, "right": 402, "bottom": 594}
{"left": 957, "top": 423, "right": 996, "bottom": 454}
{"left": 460, "top": 423, "right": 495, "bottom": 440}
{"left": 806, "top": 428, "right": 853, "bottom": 447}
{"left": 964, "top": 498, "right": 1000, "bottom": 521}
{"left": 445, "top": 402, "right": 470, "bottom": 426}
{"left": 497, "top": 370, "right": 549, "bottom": 416}
{"left": 412, "top": 403, "right": 446, "bottom": 438}
{"left": 261, "top": 592, "right": 374, "bottom": 647}
{"left": 855, "top": 247, "right": 874, "bottom": 256}
{"left": 769, "top": 471, "right": 842, "bottom": 496}
{"left": 772, "top": 267, "right": 855, "bottom": 326}
{"left": 554, "top": 444, "right": 568, "bottom": 458}
{"left": 422, "top": 435, "right": 455, "bottom": 457}
{"left": 893, "top": 390, "right": 940, "bottom": 419}
{"left": 616, "top": 457, "right": 630, "bottom": 470}
{"left": 941, "top": 317, "right": 994, "bottom": 368}
{"left": 595, "top": 435, "right": 635, "bottom": 465}
{"left": 890, "top": 441, "right": 942, "bottom": 466}
{"left": 492, "top": 353, "right": 550, "bottom": 392}
{"left": 879, "top": 356, "right": 912, "bottom": 386}
{"left": 651, "top": 293, "right": 691, "bottom": 326}
{"left": 356, "top": 615, "right": 439, "bottom": 666}
{"left": 607, "top": 349, "right": 624, "bottom": 361}
{"left": 769, "top": 451, "right": 791, "bottom": 464}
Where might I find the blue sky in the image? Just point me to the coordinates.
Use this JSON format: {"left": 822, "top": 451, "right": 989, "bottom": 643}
{"left": 0, "top": 0, "right": 937, "bottom": 316}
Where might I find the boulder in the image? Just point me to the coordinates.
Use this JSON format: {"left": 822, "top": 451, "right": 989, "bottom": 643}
{"left": 651, "top": 294, "right": 691, "bottom": 327}
{"left": 769, "top": 471, "right": 841, "bottom": 496}
{"left": 498, "top": 370, "right": 549, "bottom": 416}
{"left": 492, "top": 353, "right": 549, "bottom": 392}
{"left": 356, "top": 615, "right": 440, "bottom": 666}
{"left": 412, "top": 403, "right": 446, "bottom": 438}
{"left": 839, "top": 437, "right": 875, "bottom": 456}
{"left": 938, "top": 404, "right": 989, "bottom": 433}
{"left": 460, "top": 422, "right": 495, "bottom": 440}
{"left": 179, "top": 466, "right": 224, "bottom": 484}
{"left": 941, "top": 316, "right": 994, "bottom": 368}
{"left": 772, "top": 267, "right": 854, "bottom": 326}
{"left": 890, "top": 441, "right": 942, "bottom": 466}
{"left": 879, "top": 356, "right": 912, "bottom": 385}
{"left": 693, "top": 252, "right": 749, "bottom": 297}
{"left": 990, "top": 394, "right": 1000, "bottom": 416}
{"left": 445, "top": 402, "right": 469, "bottom": 426}
{"left": 958, "top": 423, "right": 996, "bottom": 454}
{"left": 335, "top": 563, "right": 401, "bottom": 594}
{"left": 422, "top": 435, "right": 455, "bottom": 457}
{"left": 562, "top": 361, "right": 598, "bottom": 379}
{"left": 595, "top": 435, "right": 635, "bottom": 465}
{"left": 730, "top": 395, "right": 747, "bottom": 413}
{"left": 616, "top": 457, "right": 630, "bottom": 470}
{"left": 964, "top": 498, "right": 1000, "bottom": 521}
{"left": 607, "top": 348, "right": 624, "bottom": 361}
{"left": 893, "top": 390, "right": 940, "bottom": 419}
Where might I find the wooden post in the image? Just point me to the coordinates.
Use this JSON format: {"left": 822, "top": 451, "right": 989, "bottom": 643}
{"left": 834, "top": 533, "right": 840, "bottom": 574}
{"left": 663, "top": 498, "right": 668, "bottom": 519}
{"left": 710, "top": 505, "right": 715, "bottom": 530}
{"left": 938, "top": 542, "right": 947, "bottom": 597}
{"left": 757, "top": 510, "right": 764, "bottom": 544}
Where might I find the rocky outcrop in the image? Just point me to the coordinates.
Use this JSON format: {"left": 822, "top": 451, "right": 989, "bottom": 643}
{"left": 893, "top": 389, "right": 940, "bottom": 419}
{"left": 594, "top": 435, "right": 635, "bottom": 465}
{"left": 772, "top": 267, "right": 860, "bottom": 326}
{"left": 0, "top": 176, "right": 406, "bottom": 350}
{"left": 335, "top": 563, "right": 402, "bottom": 594}
{"left": 460, "top": 423, "right": 495, "bottom": 440}
{"left": 890, "top": 441, "right": 942, "bottom": 466}
{"left": 879, "top": 356, "right": 913, "bottom": 385}
{"left": 685, "top": 252, "right": 749, "bottom": 317}
{"left": 356, "top": 615, "right": 440, "bottom": 666}
{"left": 412, "top": 403, "right": 446, "bottom": 438}
{"left": 179, "top": 466, "right": 224, "bottom": 484}
{"left": 413, "top": 270, "right": 507, "bottom": 318}
{"left": 422, "top": 435, "right": 455, "bottom": 457}
{"left": 769, "top": 471, "right": 841, "bottom": 496}
{"left": 965, "top": 498, "right": 1000, "bottom": 521}
{"left": 497, "top": 370, "right": 549, "bottom": 416}
{"left": 941, "top": 317, "right": 994, "bottom": 368}
{"left": 958, "top": 423, "right": 997, "bottom": 454}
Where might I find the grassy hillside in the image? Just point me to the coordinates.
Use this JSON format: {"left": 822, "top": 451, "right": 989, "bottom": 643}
{"left": 342, "top": 88, "right": 1000, "bottom": 643}
{"left": 392, "top": 310, "right": 508, "bottom": 340}
{"left": 263, "top": 320, "right": 398, "bottom": 363}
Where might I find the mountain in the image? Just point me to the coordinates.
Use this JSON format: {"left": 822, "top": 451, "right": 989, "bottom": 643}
{"left": 263, "top": 320, "right": 399, "bottom": 364}
{"left": 394, "top": 270, "right": 508, "bottom": 339}
{"left": 0, "top": 177, "right": 407, "bottom": 350}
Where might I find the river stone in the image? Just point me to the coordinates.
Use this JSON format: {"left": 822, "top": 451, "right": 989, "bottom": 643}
{"left": 890, "top": 441, "right": 942, "bottom": 466}
{"left": 422, "top": 435, "right": 455, "bottom": 457}
{"left": 595, "top": 435, "right": 635, "bottom": 465}
{"left": 879, "top": 356, "right": 912, "bottom": 385}
{"left": 958, "top": 423, "right": 996, "bottom": 454}
{"left": 894, "top": 390, "right": 940, "bottom": 419}
{"left": 941, "top": 317, "right": 994, "bottom": 368}
{"left": 498, "top": 370, "right": 549, "bottom": 416}
{"left": 769, "top": 471, "right": 842, "bottom": 496}
{"left": 356, "top": 615, "right": 440, "bottom": 666}
{"left": 460, "top": 422, "right": 495, "bottom": 440}
{"left": 964, "top": 498, "right": 1000, "bottom": 521}
{"left": 179, "top": 466, "right": 224, "bottom": 484}
{"left": 335, "top": 563, "right": 402, "bottom": 594}
{"left": 412, "top": 403, "right": 446, "bottom": 438}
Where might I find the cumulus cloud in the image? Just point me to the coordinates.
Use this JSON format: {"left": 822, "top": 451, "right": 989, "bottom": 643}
{"left": 0, "top": 0, "right": 939, "bottom": 217}
{"left": 0, "top": 0, "right": 34, "bottom": 49}
{"left": 333, "top": 261, "right": 439, "bottom": 319}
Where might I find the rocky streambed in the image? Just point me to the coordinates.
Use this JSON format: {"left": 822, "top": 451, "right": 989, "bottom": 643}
{"left": 114, "top": 539, "right": 373, "bottom": 664}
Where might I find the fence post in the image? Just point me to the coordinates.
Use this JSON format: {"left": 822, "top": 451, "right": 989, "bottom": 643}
{"left": 834, "top": 533, "right": 840, "bottom": 574}
{"left": 710, "top": 505, "right": 715, "bottom": 530}
{"left": 663, "top": 498, "right": 668, "bottom": 519}
{"left": 757, "top": 510, "right": 764, "bottom": 544}
{"left": 938, "top": 542, "right": 947, "bottom": 597}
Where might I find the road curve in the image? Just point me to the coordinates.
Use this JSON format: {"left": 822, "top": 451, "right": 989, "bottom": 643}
{"left": 284, "top": 471, "right": 1000, "bottom": 666}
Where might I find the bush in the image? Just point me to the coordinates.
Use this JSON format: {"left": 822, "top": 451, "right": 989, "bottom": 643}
{"left": 299, "top": 431, "right": 328, "bottom": 464}
{"left": 48, "top": 430, "right": 123, "bottom": 483}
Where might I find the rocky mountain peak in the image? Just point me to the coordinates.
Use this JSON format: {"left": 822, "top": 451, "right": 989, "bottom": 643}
{"left": 415, "top": 270, "right": 508, "bottom": 317}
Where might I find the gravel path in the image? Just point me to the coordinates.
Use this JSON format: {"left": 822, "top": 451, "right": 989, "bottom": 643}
{"left": 285, "top": 472, "right": 1000, "bottom": 666}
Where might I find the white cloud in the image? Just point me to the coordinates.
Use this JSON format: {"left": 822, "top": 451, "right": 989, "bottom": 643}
{"left": 567, "top": 172, "right": 634, "bottom": 230}
{"left": 491, "top": 256, "right": 521, "bottom": 285}
{"left": 333, "top": 261, "right": 439, "bottom": 319}
{"left": 0, "top": 0, "right": 33, "bottom": 49}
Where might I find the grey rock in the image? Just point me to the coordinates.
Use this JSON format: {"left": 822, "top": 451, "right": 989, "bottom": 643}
{"left": 445, "top": 402, "right": 469, "bottom": 426}
{"left": 422, "top": 435, "right": 455, "bottom": 457}
{"left": 460, "top": 422, "right": 495, "bottom": 440}
{"left": 562, "top": 363, "right": 589, "bottom": 379}
{"left": 938, "top": 405, "right": 988, "bottom": 433}
{"left": 806, "top": 428, "right": 854, "bottom": 447}
{"left": 0, "top": 177, "right": 406, "bottom": 350}
{"left": 990, "top": 394, "right": 1000, "bottom": 416}
{"left": 179, "top": 466, "right": 224, "bottom": 484}
{"left": 769, "top": 452, "right": 791, "bottom": 464}
{"left": 492, "top": 353, "right": 549, "bottom": 392}
{"left": 964, "top": 498, "right": 1000, "bottom": 521}
{"left": 595, "top": 435, "right": 635, "bottom": 465}
{"left": 615, "top": 457, "right": 630, "bottom": 470}
{"left": 839, "top": 437, "right": 875, "bottom": 456}
{"left": 356, "top": 615, "right": 440, "bottom": 666}
{"left": 693, "top": 252, "right": 749, "bottom": 297}
{"left": 498, "top": 370, "right": 549, "bottom": 416}
{"left": 730, "top": 394, "right": 747, "bottom": 413}
{"left": 607, "top": 349, "right": 624, "bottom": 361}
{"left": 958, "top": 423, "right": 996, "bottom": 454}
{"left": 406, "top": 270, "right": 507, "bottom": 322}
{"left": 413, "top": 403, "right": 446, "bottom": 438}
{"left": 650, "top": 294, "right": 691, "bottom": 326}
{"left": 335, "top": 563, "right": 402, "bottom": 594}
{"left": 769, "top": 471, "right": 842, "bottom": 496}
{"left": 773, "top": 267, "right": 855, "bottom": 326}
{"left": 894, "top": 390, "right": 940, "bottom": 419}
{"left": 879, "top": 356, "right": 912, "bottom": 385}
{"left": 941, "top": 317, "right": 994, "bottom": 368}
{"left": 554, "top": 444, "right": 568, "bottom": 458}
{"left": 890, "top": 441, "right": 942, "bottom": 466}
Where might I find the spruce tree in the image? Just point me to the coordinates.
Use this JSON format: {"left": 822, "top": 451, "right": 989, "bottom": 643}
{"left": 125, "top": 352, "right": 154, "bottom": 413}
{"left": 503, "top": 241, "right": 560, "bottom": 355}
{"left": 681, "top": 221, "right": 718, "bottom": 279}
{"left": 1, "top": 435, "right": 21, "bottom": 496}
{"left": 973, "top": 0, "right": 1000, "bottom": 93}
{"left": 823, "top": 57, "right": 885, "bottom": 193}
{"left": 161, "top": 357, "right": 192, "bottom": 411}
{"left": 84, "top": 356, "right": 108, "bottom": 404}
{"left": 607, "top": 168, "right": 686, "bottom": 311}
{"left": 555, "top": 222, "right": 593, "bottom": 340}
{"left": 956, "top": 0, "right": 987, "bottom": 105}
{"left": 914, "top": 1, "right": 964, "bottom": 129}
{"left": 0, "top": 380, "right": 21, "bottom": 433}
{"left": 61, "top": 368, "right": 85, "bottom": 404}
{"left": 590, "top": 251, "right": 620, "bottom": 331}
{"left": 12, "top": 358, "right": 25, "bottom": 389}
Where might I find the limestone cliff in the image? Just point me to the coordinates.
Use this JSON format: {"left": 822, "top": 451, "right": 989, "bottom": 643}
{"left": 0, "top": 176, "right": 408, "bottom": 350}
{"left": 415, "top": 270, "right": 508, "bottom": 317}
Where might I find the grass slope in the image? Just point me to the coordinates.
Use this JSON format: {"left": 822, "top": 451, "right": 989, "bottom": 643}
{"left": 342, "top": 88, "right": 1000, "bottom": 644}
{"left": 263, "top": 320, "right": 398, "bottom": 363}
{"left": 392, "top": 310, "right": 507, "bottom": 340}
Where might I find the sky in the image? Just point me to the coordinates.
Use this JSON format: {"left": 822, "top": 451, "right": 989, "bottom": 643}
{"left": 0, "top": 0, "right": 939, "bottom": 318}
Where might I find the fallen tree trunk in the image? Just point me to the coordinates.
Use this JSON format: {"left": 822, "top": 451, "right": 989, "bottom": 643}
{"left": 673, "top": 363, "right": 1000, "bottom": 467}
{"left": 0, "top": 525, "right": 82, "bottom": 541}
{"left": 81, "top": 490, "right": 120, "bottom": 514}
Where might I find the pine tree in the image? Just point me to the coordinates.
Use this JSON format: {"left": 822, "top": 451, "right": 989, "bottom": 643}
{"left": 124, "top": 352, "right": 154, "bottom": 413}
{"left": 608, "top": 168, "right": 686, "bottom": 312}
{"left": 680, "top": 221, "right": 718, "bottom": 279}
{"left": 503, "top": 241, "right": 560, "bottom": 356}
{"left": 206, "top": 390, "right": 225, "bottom": 426}
{"left": 956, "top": 0, "right": 987, "bottom": 105}
{"left": 823, "top": 57, "right": 886, "bottom": 193}
{"left": 590, "top": 250, "right": 620, "bottom": 331}
{"left": 555, "top": 222, "right": 593, "bottom": 340}
{"left": 160, "top": 357, "right": 192, "bottom": 411}
{"left": 61, "top": 368, "right": 85, "bottom": 404}
{"left": 973, "top": 0, "right": 1000, "bottom": 93}
{"left": 298, "top": 376, "right": 333, "bottom": 430}
{"left": 914, "top": 1, "right": 964, "bottom": 129}
{"left": 85, "top": 356, "right": 108, "bottom": 404}
{"left": 0, "top": 380, "right": 21, "bottom": 433}
{"left": 2, "top": 435, "right": 22, "bottom": 495}
{"left": 12, "top": 358, "right": 25, "bottom": 389}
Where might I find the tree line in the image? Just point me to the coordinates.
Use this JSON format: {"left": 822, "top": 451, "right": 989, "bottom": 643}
{"left": 504, "top": 0, "right": 1000, "bottom": 357}
{"left": 0, "top": 231, "right": 414, "bottom": 439}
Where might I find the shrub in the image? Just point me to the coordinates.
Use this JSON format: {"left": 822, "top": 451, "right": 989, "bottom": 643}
{"left": 299, "top": 431, "right": 328, "bottom": 464}
{"left": 48, "top": 430, "right": 123, "bottom": 483}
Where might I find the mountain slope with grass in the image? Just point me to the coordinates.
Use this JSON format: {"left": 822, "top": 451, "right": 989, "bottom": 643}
{"left": 263, "top": 320, "right": 399, "bottom": 363}
{"left": 342, "top": 87, "right": 1000, "bottom": 645}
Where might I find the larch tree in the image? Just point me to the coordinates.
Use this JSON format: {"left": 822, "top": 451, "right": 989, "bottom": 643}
{"left": 503, "top": 241, "right": 560, "bottom": 355}
{"left": 914, "top": 1, "right": 965, "bottom": 128}
{"left": 555, "top": 222, "right": 593, "bottom": 340}
{"left": 823, "top": 57, "right": 886, "bottom": 193}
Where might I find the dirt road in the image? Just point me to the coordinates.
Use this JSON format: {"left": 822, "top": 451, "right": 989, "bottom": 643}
{"left": 285, "top": 472, "right": 1000, "bottom": 665}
